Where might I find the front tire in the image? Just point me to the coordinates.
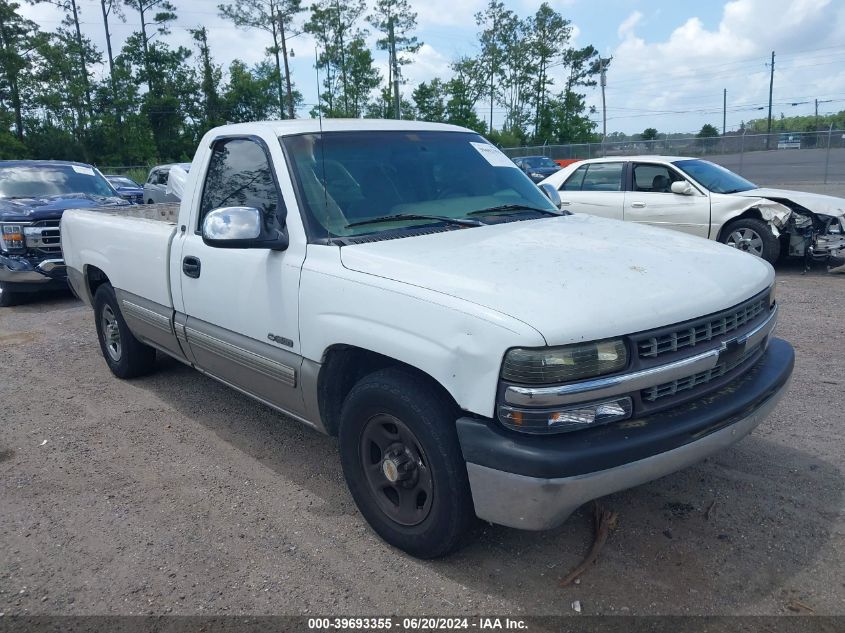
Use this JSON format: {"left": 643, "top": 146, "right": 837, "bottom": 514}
{"left": 0, "top": 282, "right": 23, "bottom": 307}
{"left": 338, "top": 368, "right": 474, "bottom": 559}
{"left": 94, "top": 284, "right": 156, "bottom": 378}
{"left": 721, "top": 218, "right": 781, "bottom": 264}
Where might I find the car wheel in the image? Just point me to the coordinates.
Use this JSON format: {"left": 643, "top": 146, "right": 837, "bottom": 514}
{"left": 721, "top": 218, "right": 781, "bottom": 264}
{"left": 0, "top": 282, "right": 23, "bottom": 307}
{"left": 147, "top": 199, "right": 154, "bottom": 205}
{"left": 93, "top": 283, "right": 157, "bottom": 378}
{"left": 338, "top": 368, "right": 474, "bottom": 559}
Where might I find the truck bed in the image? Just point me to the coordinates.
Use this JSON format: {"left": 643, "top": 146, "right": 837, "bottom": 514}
{"left": 94, "top": 202, "right": 180, "bottom": 223}
{"left": 61, "top": 205, "right": 180, "bottom": 309}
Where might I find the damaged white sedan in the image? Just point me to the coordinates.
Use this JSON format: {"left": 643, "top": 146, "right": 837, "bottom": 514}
{"left": 540, "top": 156, "right": 845, "bottom": 270}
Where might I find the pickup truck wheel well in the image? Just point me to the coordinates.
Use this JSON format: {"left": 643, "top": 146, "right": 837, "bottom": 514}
{"left": 85, "top": 265, "right": 111, "bottom": 303}
{"left": 317, "top": 345, "right": 458, "bottom": 437}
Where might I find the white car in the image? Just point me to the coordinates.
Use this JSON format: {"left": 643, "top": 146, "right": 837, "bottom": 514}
{"left": 61, "top": 121, "right": 793, "bottom": 558}
{"left": 540, "top": 156, "right": 845, "bottom": 266}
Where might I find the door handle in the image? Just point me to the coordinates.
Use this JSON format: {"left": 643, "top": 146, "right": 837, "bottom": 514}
{"left": 631, "top": 202, "right": 646, "bottom": 208}
{"left": 182, "top": 256, "right": 201, "bottom": 278}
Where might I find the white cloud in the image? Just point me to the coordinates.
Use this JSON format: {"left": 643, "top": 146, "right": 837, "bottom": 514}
{"left": 596, "top": 0, "right": 845, "bottom": 133}
{"left": 617, "top": 11, "right": 643, "bottom": 40}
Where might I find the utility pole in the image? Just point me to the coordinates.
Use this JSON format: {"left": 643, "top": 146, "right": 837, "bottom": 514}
{"left": 766, "top": 50, "right": 774, "bottom": 149}
{"left": 389, "top": 17, "right": 400, "bottom": 119}
{"left": 722, "top": 88, "right": 726, "bottom": 135}
{"left": 600, "top": 58, "right": 607, "bottom": 141}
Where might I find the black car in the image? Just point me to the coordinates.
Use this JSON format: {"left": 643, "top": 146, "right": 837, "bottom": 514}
{"left": 0, "top": 160, "right": 129, "bottom": 306}
{"left": 105, "top": 174, "right": 145, "bottom": 204}
{"left": 513, "top": 155, "right": 561, "bottom": 183}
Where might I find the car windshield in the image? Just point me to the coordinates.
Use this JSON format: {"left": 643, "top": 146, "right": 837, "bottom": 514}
{"left": 0, "top": 164, "right": 117, "bottom": 199}
{"left": 522, "top": 156, "right": 557, "bottom": 169}
{"left": 672, "top": 159, "right": 756, "bottom": 194}
{"left": 107, "top": 176, "right": 139, "bottom": 188}
{"left": 281, "top": 131, "right": 558, "bottom": 239}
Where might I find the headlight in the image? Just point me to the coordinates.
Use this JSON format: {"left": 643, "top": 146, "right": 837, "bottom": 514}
{"left": 0, "top": 223, "right": 27, "bottom": 253}
{"left": 501, "top": 338, "right": 628, "bottom": 384}
{"left": 529, "top": 172, "right": 544, "bottom": 179}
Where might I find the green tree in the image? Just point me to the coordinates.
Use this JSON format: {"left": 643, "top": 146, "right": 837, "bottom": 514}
{"left": 642, "top": 127, "right": 659, "bottom": 141}
{"left": 0, "top": 1, "right": 42, "bottom": 140}
{"left": 121, "top": 0, "right": 177, "bottom": 96}
{"left": 218, "top": 0, "right": 302, "bottom": 119}
{"left": 412, "top": 79, "right": 446, "bottom": 122}
{"left": 474, "top": 0, "right": 508, "bottom": 132}
{"left": 222, "top": 60, "right": 278, "bottom": 122}
{"left": 306, "top": 0, "right": 378, "bottom": 117}
{"left": 190, "top": 27, "right": 223, "bottom": 131}
{"left": 367, "top": 0, "right": 421, "bottom": 118}
{"left": 443, "top": 57, "right": 485, "bottom": 132}
{"left": 28, "top": 0, "right": 94, "bottom": 123}
{"left": 527, "top": 3, "right": 570, "bottom": 139}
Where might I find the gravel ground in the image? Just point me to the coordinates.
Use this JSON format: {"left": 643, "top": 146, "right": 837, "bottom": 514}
{"left": 0, "top": 260, "right": 843, "bottom": 617}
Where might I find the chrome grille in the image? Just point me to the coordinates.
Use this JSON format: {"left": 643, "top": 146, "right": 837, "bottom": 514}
{"left": 24, "top": 219, "right": 62, "bottom": 255}
{"left": 637, "top": 297, "right": 768, "bottom": 360}
{"left": 642, "top": 343, "right": 761, "bottom": 402}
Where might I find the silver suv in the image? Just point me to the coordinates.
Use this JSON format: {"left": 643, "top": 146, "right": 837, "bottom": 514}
{"left": 143, "top": 163, "right": 190, "bottom": 204}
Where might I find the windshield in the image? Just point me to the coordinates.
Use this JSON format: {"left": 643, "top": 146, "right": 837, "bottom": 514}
{"left": 281, "top": 131, "right": 557, "bottom": 239}
{"left": 522, "top": 156, "right": 557, "bottom": 169}
{"left": 107, "top": 176, "right": 139, "bottom": 188}
{"left": 672, "top": 159, "right": 756, "bottom": 194}
{"left": 0, "top": 164, "right": 117, "bottom": 199}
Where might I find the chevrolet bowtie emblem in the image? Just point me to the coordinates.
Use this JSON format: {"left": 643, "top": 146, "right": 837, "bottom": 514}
{"left": 718, "top": 337, "right": 745, "bottom": 366}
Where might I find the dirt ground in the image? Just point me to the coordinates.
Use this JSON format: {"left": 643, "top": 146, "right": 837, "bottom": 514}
{"left": 0, "top": 260, "right": 843, "bottom": 617}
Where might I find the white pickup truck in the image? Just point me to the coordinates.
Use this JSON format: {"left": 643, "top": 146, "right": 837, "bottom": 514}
{"left": 62, "top": 120, "right": 794, "bottom": 558}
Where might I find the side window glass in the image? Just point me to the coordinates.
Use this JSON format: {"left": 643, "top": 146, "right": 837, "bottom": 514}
{"left": 633, "top": 164, "right": 682, "bottom": 193}
{"left": 147, "top": 171, "right": 157, "bottom": 184}
{"left": 580, "top": 163, "right": 623, "bottom": 192}
{"left": 159, "top": 170, "right": 170, "bottom": 186}
{"left": 560, "top": 165, "right": 588, "bottom": 191}
{"left": 198, "top": 138, "right": 283, "bottom": 231}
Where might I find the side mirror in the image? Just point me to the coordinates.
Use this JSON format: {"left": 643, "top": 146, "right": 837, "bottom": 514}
{"left": 671, "top": 181, "right": 695, "bottom": 196}
{"left": 202, "top": 206, "right": 288, "bottom": 251}
{"left": 539, "top": 183, "right": 562, "bottom": 208}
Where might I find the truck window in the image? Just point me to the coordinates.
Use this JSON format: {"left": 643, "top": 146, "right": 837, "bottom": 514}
{"left": 198, "top": 138, "right": 283, "bottom": 231}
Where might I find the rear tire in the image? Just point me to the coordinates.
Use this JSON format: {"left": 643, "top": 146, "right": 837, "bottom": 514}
{"left": 0, "top": 282, "right": 23, "bottom": 307}
{"left": 94, "top": 283, "right": 156, "bottom": 378}
{"left": 721, "top": 217, "right": 781, "bottom": 264}
{"left": 338, "top": 368, "right": 474, "bottom": 559}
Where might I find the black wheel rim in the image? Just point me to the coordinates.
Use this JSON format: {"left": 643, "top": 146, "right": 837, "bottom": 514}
{"left": 359, "top": 414, "right": 433, "bottom": 526}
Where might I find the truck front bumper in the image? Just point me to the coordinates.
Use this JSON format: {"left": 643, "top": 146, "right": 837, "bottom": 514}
{"left": 0, "top": 255, "right": 68, "bottom": 292}
{"left": 456, "top": 337, "right": 794, "bottom": 530}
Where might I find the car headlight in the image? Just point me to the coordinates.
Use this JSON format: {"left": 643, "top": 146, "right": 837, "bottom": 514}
{"left": 529, "top": 172, "right": 544, "bottom": 179}
{"left": 0, "top": 223, "right": 27, "bottom": 253}
{"left": 501, "top": 338, "right": 628, "bottom": 384}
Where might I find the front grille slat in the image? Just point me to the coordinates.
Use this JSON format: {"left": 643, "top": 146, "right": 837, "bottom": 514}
{"left": 635, "top": 296, "right": 768, "bottom": 360}
{"left": 25, "top": 219, "right": 62, "bottom": 255}
{"left": 642, "top": 343, "right": 761, "bottom": 402}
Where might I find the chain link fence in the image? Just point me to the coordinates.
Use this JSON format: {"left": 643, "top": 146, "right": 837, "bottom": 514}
{"left": 501, "top": 129, "right": 845, "bottom": 186}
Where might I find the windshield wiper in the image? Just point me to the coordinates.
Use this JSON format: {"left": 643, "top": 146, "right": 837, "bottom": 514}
{"left": 468, "top": 203, "right": 562, "bottom": 217}
{"left": 345, "top": 213, "right": 484, "bottom": 229}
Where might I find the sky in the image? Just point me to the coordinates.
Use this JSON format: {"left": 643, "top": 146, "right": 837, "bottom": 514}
{"left": 18, "top": 0, "right": 845, "bottom": 136}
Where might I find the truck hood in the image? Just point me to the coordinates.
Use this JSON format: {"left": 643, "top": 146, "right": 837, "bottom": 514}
{"left": 339, "top": 214, "right": 774, "bottom": 344}
{"left": 0, "top": 193, "right": 129, "bottom": 222}
{"left": 735, "top": 188, "right": 845, "bottom": 218}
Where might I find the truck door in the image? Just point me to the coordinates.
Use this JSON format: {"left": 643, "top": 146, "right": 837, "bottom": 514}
{"left": 177, "top": 135, "right": 308, "bottom": 418}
